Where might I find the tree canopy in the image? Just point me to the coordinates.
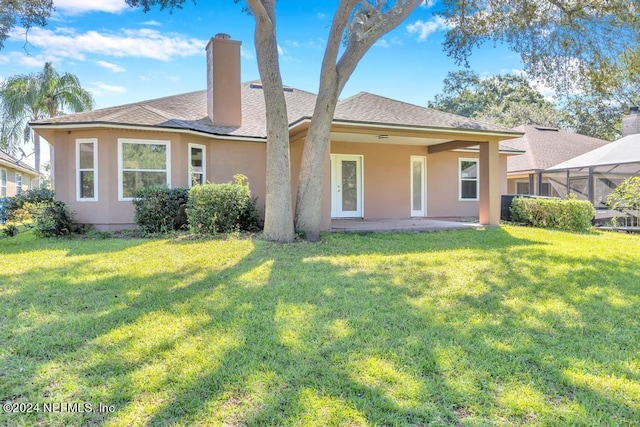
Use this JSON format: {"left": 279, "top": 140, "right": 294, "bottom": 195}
{"left": 440, "top": 0, "right": 640, "bottom": 96}
{"left": 428, "top": 70, "right": 560, "bottom": 128}
{"left": 0, "top": 0, "right": 53, "bottom": 50}
{"left": 0, "top": 62, "right": 94, "bottom": 170}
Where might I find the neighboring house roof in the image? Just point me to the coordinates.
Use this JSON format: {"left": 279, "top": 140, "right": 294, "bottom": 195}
{"left": 547, "top": 133, "right": 640, "bottom": 171}
{"left": 506, "top": 125, "right": 610, "bottom": 174}
{"left": 32, "top": 81, "right": 521, "bottom": 142}
{"left": 0, "top": 149, "right": 41, "bottom": 176}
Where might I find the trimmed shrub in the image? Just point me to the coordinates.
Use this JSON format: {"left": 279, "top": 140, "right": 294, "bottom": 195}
{"left": 187, "top": 175, "right": 261, "bottom": 234}
{"left": 33, "top": 201, "right": 75, "bottom": 237}
{"left": 132, "top": 186, "right": 189, "bottom": 233}
{"left": 510, "top": 196, "right": 595, "bottom": 232}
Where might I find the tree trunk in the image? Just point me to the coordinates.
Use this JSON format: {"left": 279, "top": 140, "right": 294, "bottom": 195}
{"left": 294, "top": 80, "right": 340, "bottom": 241}
{"left": 294, "top": 0, "right": 423, "bottom": 241}
{"left": 249, "top": 0, "right": 295, "bottom": 242}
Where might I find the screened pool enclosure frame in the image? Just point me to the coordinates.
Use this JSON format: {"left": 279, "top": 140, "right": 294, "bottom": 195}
{"left": 540, "top": 161, "right": 640, "bottom": 225}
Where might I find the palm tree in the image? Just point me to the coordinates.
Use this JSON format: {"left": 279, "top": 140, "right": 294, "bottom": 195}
{"left": 0, "top": 62, "right": 94, "bottom": 172}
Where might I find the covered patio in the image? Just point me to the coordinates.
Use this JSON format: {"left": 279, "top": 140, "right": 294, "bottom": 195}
{"left": 331, "top": 217, "right": 483, "bottom": 233}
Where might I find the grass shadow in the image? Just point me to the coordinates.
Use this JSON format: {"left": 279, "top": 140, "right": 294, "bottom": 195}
{"left": 1, "top": 226, "right": 638, "bottom": 425}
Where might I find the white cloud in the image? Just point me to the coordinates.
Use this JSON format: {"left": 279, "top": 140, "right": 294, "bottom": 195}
{"left": 96, "top": 60, "right": 125, "bottom": 72}
{"left": 421, "top": 0, "right": 436, "bottom": 8}
{"left": 53, "top": 0, "right": 129, "bottom": 14}
{"left": 276, "top": 45, "right": 297, "bottom": 63}
{"left": 90, "top": 81, "right": 127, "bottom": 94}
{"left": 374, "top": 37, "right": 404, "bottom": 48}
{"left": 0, "top": 51, "right": 58, "bottom": 69}
{"left": 142, "top": 20, "right": 162, "bottom": 26}
{"left": 240, "top": 46, "right": 254, "bottom": 60}
{"left": 9, "top": 27, "right": 206, "bottom": 61}
{"left": 317, "top": 12, "right": 327, "bottom": 19}
{"left": 406, "top": 16, "right": 451, "bottom": 41}
{"left": 285, "top": 38, "right": 324, "bottom": 50}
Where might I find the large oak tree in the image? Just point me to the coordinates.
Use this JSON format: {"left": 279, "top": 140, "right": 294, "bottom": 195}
{"left": 126, "top": 0, "right": 424, "bottom": 242}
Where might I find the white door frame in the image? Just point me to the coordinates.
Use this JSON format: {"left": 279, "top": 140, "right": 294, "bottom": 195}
{"left": 410, "top": 155, "right": 427, "bottom": 217}
{"left": 331, "top": 154, "right": 363, "bottom": 218}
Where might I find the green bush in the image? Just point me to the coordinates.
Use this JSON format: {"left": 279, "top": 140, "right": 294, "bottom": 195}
{"left": 510, "top": 196, "right": 595, "bottom": 232}
{"left": 186, "top": 175, "right": 261, "bottom": 235}
{"left": 33, "top": 201, "right": 75, "bottom": 237}
{"left": 132, "top": 186, "right": 189, "bottom": 233}
{"left": 607, "top": 176, "right": 640, "bottom": 211}
{"left": 3, "top": 187, "right": 55, "bottom": 223}
{"left": 1, "top": 188, "right": 75, "bottom": 237}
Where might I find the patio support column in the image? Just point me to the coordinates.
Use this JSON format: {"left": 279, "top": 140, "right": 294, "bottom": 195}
{"left": 479, "top": 140, "right": 501, "bottom": 225}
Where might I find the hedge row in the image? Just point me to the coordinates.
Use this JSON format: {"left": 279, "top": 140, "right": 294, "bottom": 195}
{"left": 510, "top": 196, "right": 595, "bottom": 232}
{"left": 133, "top": 175, "right": 260, "bottom": 235}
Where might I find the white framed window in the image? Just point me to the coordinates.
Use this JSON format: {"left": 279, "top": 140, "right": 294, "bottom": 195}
{"left": 15, "top": 173, "right": 22, "bottom": 195}
{"left": 0, "top": 168, "right": 6, "bottom": 197}
{"left": 118, "top": 138, "right": 171, "bottom": 201}
{"left": 76, "top": 138, "right": 98, "bottom": 201}
{"left": 459, "top": 158, "right": 479, "bottom": 201}
{"left": 188, "top": 143, "right": 206, "bottom": 187}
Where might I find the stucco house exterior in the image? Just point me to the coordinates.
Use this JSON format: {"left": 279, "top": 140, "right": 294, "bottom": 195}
{"left": 31, "top": 34, "right": 523, "bottom": 231}
{"left": 0, "top": 149, "right": 41, "bottom": 198}
{"left": 506, "top": 125, "right": 610, "bottom": 196}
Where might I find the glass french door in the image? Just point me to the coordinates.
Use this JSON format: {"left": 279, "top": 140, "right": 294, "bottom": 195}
{"left": 331, "top": 154, "right": 363, "bottom": 218}
{"left": 411, "top": 156, "right": 426, "bottom": 217}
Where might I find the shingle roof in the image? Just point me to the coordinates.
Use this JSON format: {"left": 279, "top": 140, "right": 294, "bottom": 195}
{"left": 507, "top": 125, "right": 610, "bottom": 173}
{"left": 547, "top": 133, "right": 640, "bottom": 170}
{"left": 32, "top": 82, "right": 318, "bottom": 139}
{"left": 0, "top": 149, "right": 40, "bottom": 175}
{"left": 333, "top": 92, "right": 516, "bottom": 134}
{"left": 33, "top": 82, "right": 521, "bottom": 140}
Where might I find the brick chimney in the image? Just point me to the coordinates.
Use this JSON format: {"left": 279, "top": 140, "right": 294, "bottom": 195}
{"left": 622, "top": 106, "right": 640, "bottom": 137}
{"left": 206, "top": 33, "right": 242, "bottom": 127}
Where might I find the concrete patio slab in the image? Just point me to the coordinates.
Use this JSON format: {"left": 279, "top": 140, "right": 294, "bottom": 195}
{"left": 331, "top": 218, "right": 483, "bottom": 233}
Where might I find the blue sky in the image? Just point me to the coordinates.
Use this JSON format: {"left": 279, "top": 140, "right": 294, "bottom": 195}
{"left": 0, "top": 0, "right": 525, "bottom": 165}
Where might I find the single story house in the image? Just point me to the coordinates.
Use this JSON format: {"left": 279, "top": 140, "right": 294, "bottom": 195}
{"left": 506, "top": 125, "right": 610, "bottom": 196}
{"left": 31, "top": 34, "right": 524, "bottom": 231}
{"left": 0, "top": 149, "right": 41, "bottom": 198}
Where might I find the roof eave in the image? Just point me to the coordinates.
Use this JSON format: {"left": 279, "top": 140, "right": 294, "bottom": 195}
{"left": 289, "top": 117, "right": 524, "bottom": 139}
{"left": 30, "top": 122, "right": 267, "bottom": 142}
{"left": 0, "top": 158, "right": 42, "bottom": 176}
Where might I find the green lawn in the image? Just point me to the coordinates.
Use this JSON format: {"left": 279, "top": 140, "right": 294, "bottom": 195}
{"left": 0, "top": 226, "right": 639, "bottom": 426}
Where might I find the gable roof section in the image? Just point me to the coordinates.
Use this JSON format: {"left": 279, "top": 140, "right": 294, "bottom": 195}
{"left": 547, "top": 133, "right": 640, "bottom": 170}
{"left": 0, "top": 149, "right": 41, "bottom": 176}
{"left": 32, "top": 82, "right": 521, "bottom": 141}
{"left": 507, "top": 125, "right": 610, "bottom": 173}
